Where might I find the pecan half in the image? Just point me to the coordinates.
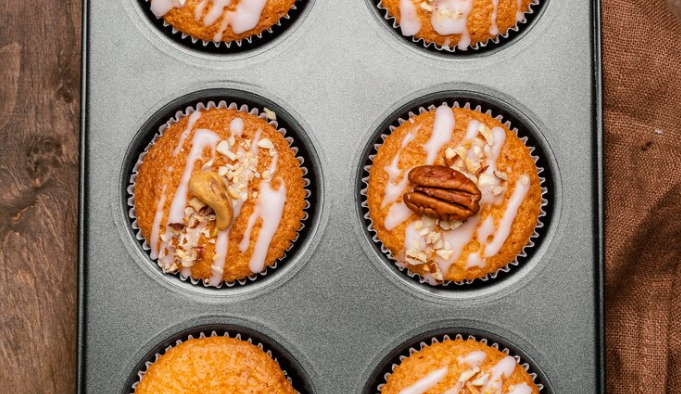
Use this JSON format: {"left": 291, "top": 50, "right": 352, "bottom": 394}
{"left": 403, "top": 165, "right": 481, "bottom": 221}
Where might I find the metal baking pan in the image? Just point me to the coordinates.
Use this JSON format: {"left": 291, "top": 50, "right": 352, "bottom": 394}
{"left": 77, "top": 0, "right": 604, "bottom": 392}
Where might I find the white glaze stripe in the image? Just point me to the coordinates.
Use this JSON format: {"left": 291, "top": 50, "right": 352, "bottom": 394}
{"left": 248, "top": 179, "right": 287, "bottom": 273}
{"left": 173, "top": 110, "right": 202, "bottom": 156}
{"left": 490, "top": 0, "right": 500, "bottom": 35}
{"left": 382, "top": 127, "right": 418, "bottom": 208}
{"left": 398, "top": 367, "right": 448, "bottom": 394}
{"left": 516, "top": 0, "right": 524, "bottom": 21}
{"left": 482, "top": 356, "right": 516, "bottom": 393}
{"left": 424, "top": 105, "right": 455, "bottom": 165}
{"left": 484, "top": 175, "right": 530, "bottom": 258}
{"left": 431, "top": 0, "right": 474, "bottom": 50}
{"left": 149, "top": 185, "right": 167, "bottom": 259}
{"left": 151, "top": 0, "right": 185, "bottom": 17}
{"left": 399, "top": 0, "right": 422, "bottom": 36}
{"left": 436, "top": 215, "right": 481, "bottom": 274}
{"left": 458, "top": 350, "right": 487, "bottom": 368}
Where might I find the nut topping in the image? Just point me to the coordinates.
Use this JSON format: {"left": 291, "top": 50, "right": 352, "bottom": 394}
{"left": 188, "top": 171, "right": 234, "bottom": 230}
{"left": 403, "top": 165, "right": 482, "bottom": 221}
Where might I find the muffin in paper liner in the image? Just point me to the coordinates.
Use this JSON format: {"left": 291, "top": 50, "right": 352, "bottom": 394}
{"left": 142, "top": 0, "right": 303, "bottom": 52}
{"left": 374, "top": 333, "right": 545, "bottom": 394}
{"left": 360, "top": 101, "right": 549, "bottom": 287}
{"left": 127, "top": 100, "right": 312, "bottom": 288}
{"left": 129, "top": 330, "right": 300, "bottom": 394}
{"left": 375, "top": 0, "right": 543, "bottom": 53}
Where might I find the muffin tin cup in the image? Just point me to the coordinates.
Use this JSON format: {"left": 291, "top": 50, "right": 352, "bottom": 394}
{"left": 127, "top": 99, "right": 313, "bottom": 288}
{"left": 368, "top": 332, "right": 547, "bottom": 394}
{"left": 127, "top": 327, "right": 307, "bottom": 393}
{"left": 140, "top": 0, "right": 307, "bottom": 53}
{"left": 374, "top": 0, "right": 544, "bottom": 54}
{"left": 360, "top": 100, "right": 549, "bottom": 287}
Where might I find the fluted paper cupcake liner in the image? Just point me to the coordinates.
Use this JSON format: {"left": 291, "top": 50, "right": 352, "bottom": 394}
{"left": 129, "top": 329, "right": 300, "bottom": 393}
{"left": 127, "top": 100, "right": 312, "bottom": 288}
{"left": 375, "top": 0, "right": 542, "bottom": 53}
{"left": 360, "top": 101, "right": 549, "bottom": 287}
{"left": 374, "top": 333, "right": 545, "bottom": 393}
{"left": 142, "top": 0, "right": 303, "bottom": 52}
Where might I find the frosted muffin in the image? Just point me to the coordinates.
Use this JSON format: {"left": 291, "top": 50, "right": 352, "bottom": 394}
{"left": 149, "top": 0, "right": 298, "bottom": 44}
{"left": 366, "top": 105, "right": 542, "bottom": 284}
{"left": 380, "top": 0, "right": 536, "bottom": 50}
{"left": 135, "top": 336, "right": 296, "bottom": 394}
{"left": 381, "top": 338, "right": 540, "bottom": 394}
{"left": 134, "top": 106, "right": 306, "bottom": 285}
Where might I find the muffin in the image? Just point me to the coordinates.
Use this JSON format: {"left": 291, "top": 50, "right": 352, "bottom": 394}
{"left": 133, "top": 105, "right": 306, "bottom": 285}
{"left": 149, "top": 0, "right": 298, "bottom": 44}
{"left": 135, "top": 336, "right": 296, "bottom": 393}
{"left": 381, "top": 338, "right": 540, "bottom": 394}
{"left": 380, "top": 0, "right": 536, "bottom": 50}
{"left": 366, "top": 104, "right": 542, "bottom": 284}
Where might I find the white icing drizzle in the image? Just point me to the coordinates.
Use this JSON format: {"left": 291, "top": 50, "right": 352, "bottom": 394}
{"left": 482, "top": 356, "right": 516, "bottom": 394}
{"left": 151, "top": 0, "right": 185, "bottom": 17}
{"left": 239, "top": 152, "right": 279, "bottom": 252}
{"left": 508, "top": 383, "right": 533, "bottom": 394}
{"left": 173, "top": 110, "right": 202, "bottom": 156}
{"left": 463, "top": 119, "right": 481, "bottom": 141}
{"left": 431, "top": 0, "right": 474, "bottom": 50}
{"left": 478, "top": 127, "right": 507, "bottom": 205}
{"left": 490, "top": 0, "right": 500, "bottom": 35}
{"left": 385, "top": 202, "right": 414, "bottom": 231}
{"left": 209, "top": 230, "right": 230, "bottom": 286}
{"left": 458, "top": 351, "right": 487, "bottom": 368}
{"left": 398, "top": 367, "right": 448, "bottom": 394}
{"left": 477, "top": 215, "right": 495, "bottom": 245}
{"left": 424, "top": 105, "right": 455, "bottom": 165}
{"left": 228, "top": 0, "right": 269, "bottom": 34}
{"left": 160, "top": 128, "right": 220, "bottom": 269}
{"left": 196, "top": 0, "right": 233, "bottom": 26}
{"left": 484, "top": 175, "right": 530, "bottom": 258}
{"left": 465, "top": 252, "right": 485, "bottom": 269}
{"left": 399, "top": 0, "right": 422, "bottom": 36}
{"left": 195, "top": 0, "right": 268, "bottom": 41}
{"left": 230, "top": 117, "right": 244, "bottom": 137}
{"left": 150, "top": 185, "right": 167, "bottom": 259}
{"left": 436, "top": 215, "right": 481, "bottom": 274}
{"left": 516, "top": 0, "right": 524, "bottom": 21}
{"left": 247, "top": 178, "right": 286, "bottom": 273}
{"left": 250, "top": 128, "right": 263, "bottom": 155}
{"left": 382, "top": 128, "right": 418, "bottom": 208}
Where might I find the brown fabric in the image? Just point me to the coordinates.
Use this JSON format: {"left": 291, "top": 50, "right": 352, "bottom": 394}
{"left": 603, "top": 0, "right": 681, "bottom": 392}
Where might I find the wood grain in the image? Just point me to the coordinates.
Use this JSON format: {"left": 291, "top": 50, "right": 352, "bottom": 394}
{"left": 0, "top": 0, "right": 81, "bottom": 392}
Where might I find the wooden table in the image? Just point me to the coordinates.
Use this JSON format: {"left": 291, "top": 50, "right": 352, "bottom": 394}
{"left": 0, "top": 1, "right": 80, "bottom": 392}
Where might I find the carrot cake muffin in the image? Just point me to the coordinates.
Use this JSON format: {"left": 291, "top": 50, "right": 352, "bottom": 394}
{"left": 135, "top": 336, "right": 296, "bottom": 393}
{"left": 366, "top": 105, "right": 542, "bottom": 284}
{"left": 134, "top": 106, "right": 306, "bottom": 285}
{"left": 149, "top": 0, "right": 298, "bottom": 44}
{"left": 380, "top": 0, "right": 536, "bottom": 50}
{"left": 381, "top": 338, "right": 540, "bottom": 394}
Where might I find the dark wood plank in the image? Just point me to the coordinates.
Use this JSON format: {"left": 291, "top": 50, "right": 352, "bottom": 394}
{"left": 0, "top": 0, "right": 81, "bottom": 392}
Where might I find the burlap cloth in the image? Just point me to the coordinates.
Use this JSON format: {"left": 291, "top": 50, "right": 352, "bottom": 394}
{"left": 604, "top": 0, "right": 681, "bottom": 392}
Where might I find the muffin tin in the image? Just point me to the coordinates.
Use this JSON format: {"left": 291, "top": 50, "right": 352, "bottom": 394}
{"left": 77, "top": 0, "right": 604, "bottom": 393}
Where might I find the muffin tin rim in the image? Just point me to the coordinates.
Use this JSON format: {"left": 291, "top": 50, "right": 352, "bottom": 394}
{"left": 120, "top": 317, "right": 320, "bottom": 394}
{"left": 352, "top": 85, "right": 564, "bottom": 302}
{"left": 361, "top": 0, "right": 553, "bottom": 58}
{"left": 113, "top": 85, "right": 329, "bottom": 299}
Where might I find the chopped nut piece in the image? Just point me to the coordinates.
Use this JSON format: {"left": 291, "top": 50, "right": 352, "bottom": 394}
{"left": 227, "top": 185, "right": 241, "bottom": 200}
{"left": 477, "top": 173, "right": 496, "bottom": 188}
{"left": 211, "top": 264, "right": 224, "bottom": 275}
{"left": 262, "top": 170, "right": 272, "bottom": 180}
{"left": 436, "top": 249, "right": 454, "bottom": 260}
{"left": 189, "top": 197, "right": 206, "bottom": 212}
{"left": 494, "top": 170, "right": 508, "bottom": 181}
{"left": 459, "top": 367, "right": 480, "bottom": 382}
{"left": 479, "top": 125, "right": 494, "bottom": 145}
{"left": 471, "top": 373, "right": 490, "bottom": 386}
{"left": 257, "top": 138, "right": 274, "bottom": 150}
{"left": 465, "top": 158, "right": 481, "bottom": 174}
{"left": 217, "top": 166, "right": 229, "bottom": 177}
{"left": 263, "top": 107, "right": 277, "bottom": 120}
{"left": 492, "top": 186, "right": 503, "bottom": 196}
{"left": 168, "top": 223, "right": 186, "bottom": 234}
{"left": 216, "top": 140, "right": 231, "bottom": 157}
{"left": 420, "top": 1, "right": 432, "bottom": 11}
{"left": 445, "top": 147, "right": 457, "bottom": 160}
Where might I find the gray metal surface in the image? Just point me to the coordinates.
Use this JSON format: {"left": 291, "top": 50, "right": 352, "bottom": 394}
{"left": 78, "top": 0, "right": 604, "bottom": 392}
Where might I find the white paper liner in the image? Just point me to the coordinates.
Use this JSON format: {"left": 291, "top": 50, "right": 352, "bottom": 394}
{"left": 130, "top": 330, "right": 300, "bottom": 394}
{"left": 143, "top": 0, "right": 301, "bottom": 50}
{"left": 360, "top": 101, "right": 549, "bottom": 286}
{"left": 127, "top": 100, "right": 312, "bottom": 288}
{"left": 376, "top": 0, "right": 542, "bottom": 53}
{"left": 375, "top": 333, "right": 545, "bottom": 393}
